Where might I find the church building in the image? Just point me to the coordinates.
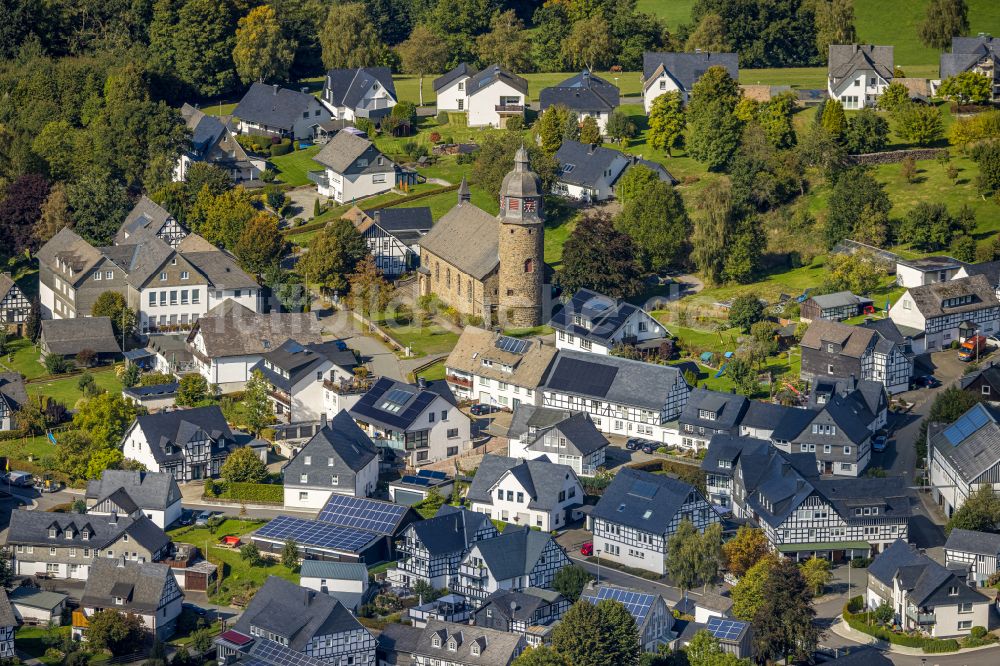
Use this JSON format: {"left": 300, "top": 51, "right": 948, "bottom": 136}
{"left": 417, "top": 148, "right": 545, "bottom": 327}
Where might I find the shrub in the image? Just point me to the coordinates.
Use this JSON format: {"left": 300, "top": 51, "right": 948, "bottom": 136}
{"left": 260, "top": 168, "right": 277, "bottom": 183}
{"left": 970, "top": 625, "right": 988, "bottom": 639}
{"left": 849, "top": 557, "right": 871, "bottom": 568}
{"left": 430, "top": 132, "right": 441, "bottom": 143}
{"left": 44, "top": 354, "right": 70, "bottom": 374}
{"left": 271, "top": 140, "right": 293, "bottom": 157}
{"left": 923, "top": 639, "right": 960, "bottom": 653}
{"left": 436, "top": 111, "right": 449, "bottom": 124}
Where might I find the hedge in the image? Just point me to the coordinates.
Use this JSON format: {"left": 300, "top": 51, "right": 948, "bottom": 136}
{"left": 842, "top": 597, "right": 960, "bottom": 653}
{"left": 204, "top": 481, "right": 283, "bottom": 505}
{"left": 270, "top": 140, "right": 293, "bottom": 157}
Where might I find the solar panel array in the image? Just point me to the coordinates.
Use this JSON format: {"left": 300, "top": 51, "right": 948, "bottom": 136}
{"left": 943, "top": 403, "right": 992, "bottom": 446}
{"left": 707, "top": 617, "right": 748, "bottom": 642}
{"left": 401, "top": 475, "right": 431, "bottom": 486}
{"left": 496, "top": 335, "right": 529, "bottom": 355}
{"left": 254, "top": 515, "right": 376, "bottom": 552}
{"left": 628, "top": 480, "right": 659, "bottom": 501}
{"left": 318, "top": 494, "right": 409, "bottom": 534}
{"left": 591, "top": 587, "right": 656, "bottom": 624}
{"left": 248, "top": 639, "right": 327, "bottom": 666}
{"left": 546, "top": 357, "right": 619, "bottom": 398}
{"left": 418, "top": 469, "right": 447, "bottom": 480}
{"left": 352, "top": 378, "right": 438, "bottom": 430}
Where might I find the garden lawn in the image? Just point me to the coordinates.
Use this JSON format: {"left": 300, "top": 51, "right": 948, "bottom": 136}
{"left": 415, "top": 360, "right": 446, "bottom": 382}
{"left": 374, "top": 312, "right": 459, "bottom": 357}
{"left": 203, "top": 102, "right": 237, "bottom": 117}
{"left": 393, "top": 182, "right": 497, "bottom": 221}
{"left": 0, "top": 433, "right": 59, "bottom": 463}
{"left": 16, "top": 625, "right": 71, "bottom": 665}
{"left": 269, "top": 145, "right": 322, "bottom": 186}
{"left": 167, "top": 519, "right": 298, "bottom": 605}
{"left": 3, "top": 337, "right": 46, "bottom": 379}
{"left": 27, "top": 368, "right": 124, "bottom": 406}
{"left": 637, "top": 0, "right": 695, "bottom": 29}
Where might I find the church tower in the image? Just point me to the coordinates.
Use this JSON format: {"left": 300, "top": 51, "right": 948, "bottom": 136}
{"left": 497, "top": 146, "right": 544, "bottom": 327}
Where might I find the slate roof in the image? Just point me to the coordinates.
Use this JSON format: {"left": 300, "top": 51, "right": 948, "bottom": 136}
{"left": 81, "top": 559, "right": 174, "bottom": 613}
{"left": 680, "top": 388, "right": 748, "bottom": 431}
{"left": 929, "top": 402, "right": 1000, "bottom": 483}
{"left": 945, "top": 528, "right": 1000, "bottom": 557}
{"left": 232, "top": 576, "right": 371, "bottom": 651}
{"left": 642, "top": 52, "right": 739, "bottom": 92}
{"left": 86, "top": 470, "right": 182, "bottom": 512}
{"left": 553, "top": 140, "right": 627, "bottom": 188}
{"left": 251, "top": 339, "right": 356, "bottom": 392}
{"left": 542, "top": 349, "right": 687, "bottom": 411}
{"left": 471, "top": 526, "right": 560, "bottom": 581}
{"left": 467, "top": 64, "right": 528, "bottom": 96}
{"left": 101, "top": 236, "right": 177, "bottom": 289}
{"left": 828, "top": 45, "right": 894, "bottom": 85}
{"left": 376, "top": 622, "right": 424, "bottom": 661}
{"left": 6, "top": 509, "right": 170, "bottom": 553}
{"left": 701, "top": 434, "right": 771, "bottom": 474}
{"left": 959, "top": 362, "right": 1000, "bottom": 391}
{"left": 175, "top": 235, "right": 259, "bottom": 290}
{"left": 870, "top": 539, "right": 988, "bottom": 608}
{"left": 624, "top": 157, "right": 678, "bottom": 185}
{"left": 40, "top": 317, "right": 121, "bottom": 356}
{"left": 591, "top": 468, "right": 698, "bottom": 534}
{"left": 418, "top": 194, "right": 499, "bottom": 280}
{"left": 323, "top": 67, "right": 397, "bottom": 109}
{"left": 0, "top": 273, "right": 20, "bottom": 304}
{"left": 539, "top": 70, "right": 620, "bottom": 113}
{"left": 807, "top": 290, "right": 872, "bottom": 310}
{"left": 901, "top": 275, "right": 999, "bottom": 319}
{"left": 959, "top": 259, "right": 1000, "bottom": 287}
{"left": 7, "top": 587, "right": 67, "bottom": 611}
{"left": 283, "top": 411, "right": 378, "bottom": 488}
{"left": 407, "top": 505, "right": 495, "bottom": 556}
{"left": 314, "top": 131, "right": 393, "bottom": 174}
{"left": 362, "top": 207, "right": 433, "bottom": 245}
{"left": 800, "top": 320, "right": 878, "bottom": 358}
{"left": 233, "top": 83, "right": 318, "bottom": 131}
{"left": 299, "top": 560, "right": 369, "bottom": 582}
{"left": 180, "top": 103, "right": 227, "bottom": 156}
{"left": 445, "top": 326, "right": 556, "bottom": 389}
{"left": 859, "top": 317, "right": 920, "bottom": 348}
{"left": 132, "top": 405, "right": 235, "bottom": 466}
{"left": 519, "top": 409, "right": 609, "bottom": 457}
{"left": 466, "top": 454, "right": 580, "bottom": 512}
{"left": 189, "top": 301, "right": 321, "bottom": 359}
{"left": 896, "top": 255, "right": 963, "bottom": 271}
{"left": 0, "top": 372, "right": 27, "bottom": 413}
{"left": 0, "top": 589, "right": 16, "bottom": 627}
{"left": 739, "top": 401, "right": 801, "bottom": 434}
{"left": 37, "top": 227, "right": 104, "bottom": 284}
{"left": 940, "top": 36, "right": 1000, "bottom": 79}
{"left": 433, "top": 63, "right": 477, "bottom": 92}
{"left": 479, "top": 588, "right": 564, "bottom": 622}
{"left": 350, "top": 376, "right": 457, "bottom": 432}
{"left": 116, "top": 196, "right": 180, "bottom": 244}
{"left": 413, "top": 619, "right": 523, "bottom": 664}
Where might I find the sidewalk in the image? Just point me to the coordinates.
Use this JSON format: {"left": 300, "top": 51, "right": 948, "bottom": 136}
{"left": 828, "top": 615, "right": 1000, "bottom": 656}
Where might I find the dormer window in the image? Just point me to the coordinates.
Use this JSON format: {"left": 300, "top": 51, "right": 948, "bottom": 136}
{"left": 49, "top": 528, "right": 58, "bottom": 538}
{"left": 432, "top": 636, "right": 441, "bottom": 648}
{"left": 82, "top": 530, "right": 90, "bottom": 540}
{"left": 698, "top": 409, "right": 717, "bottom": 421}
{"left": 471, "top": 643, "right": 481, "bottom": 656}
{"left": 114, "top": 596, "right": 124, "bottom": 605}
{"left": 448, "top": 640, "right": 457, "bottom": 651}
{"left": 949, "top": 586, "right": 959, "bottom": 596}
{"left": 305, "top": 456, "right": 312, "bottom": 465}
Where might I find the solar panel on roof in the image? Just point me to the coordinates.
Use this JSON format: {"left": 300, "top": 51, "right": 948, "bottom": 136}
{"left": 402, "top": 475, "right": 431, "bottom": 486}
{"left": 592, "top": 588, "right": 656, "bottom": 624}
{"left": 628, "top": 480, "right": 658, "bottom": 501}
{"left": 249, "top": 639, "right": 327, "bottom": 666}
{"left": 547, "top": 357, "right": 618, "bottom": 398}
{"left": 418, "top": 469, "right": 447, "bottom": 480}
{"left": 943, "top": 404, "right": 992, "bottom": 446}
{"left": 496, "top": 335, "right": 529, "bottom": 354}
{"left": 317, "top": 494, "right": 409, "bottom": 534}
{"left": 380, "top": 388, "right": 414, "bottom": 413}
{"left": 707, "top": 617, "right": 748, "bottom": 642}
{"left": 254, "top": 515, "right": 376, "bottom": 552}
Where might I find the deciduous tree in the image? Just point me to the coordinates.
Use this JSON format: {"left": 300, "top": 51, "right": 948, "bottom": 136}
{"left": 0, "top": 173, "right": 49, "bottom": 255}
{"left": 397, "top": 24, "right": 449, "bottom": 106}
{"left": 731, "top": 553, "right": 778, "bottom": 620}
{"left": 557, "top": 213, "right": 643, "bottom": 299}
{"left": 614, "top": 180, "right": 690, "bottom": 271}
{"left": 176, "top": 373, "right": 209, "bottom": 406}
{"left": 579, "top": 115, "right": 601, "bottom": 144}
{"left": 877, "top": 82, "right": 911, "bottom": 113}
{"left": 895, "top": 103, "right": 944, "bottom": 146}
{"left": 973, "top": 141, "right": 1000, "bottom": 198}
{"left": 347, "top": 255, "right": 393, "bottom": 317}
{"left": 551, "top": 599, "right": 640, "bottom": 666}
{"left": 919, "top": 0, "right": 969, "bottom": 50}
{"left": 34, "top": 182, "right": 72, "bottom": 245}
{"left": 67, "top": 173, "right": 132, "bottom": 246}
{"left": 243, "top": 369, "right": 274, "bottom": 436}
{"left": 939, "top": 71, "right": 992, "bottom": 105}
{"left": 844, "top": 108, "right": 890, "bottom": 154}
{"left": 552, "top": 565, "right": 592, "bottom": 603}
{"left": 298, "top": 218, "right": 370, "bottom": 294}
{"left": 605, "top": 109, "right": 637, "bottom": 145}
{"left": 475, "top": 10, "right": 531, "bottom": 72}
{"left": 92, "top": 291, "right": 137, "bottom": 340}
{"left": 234, "top": 212, "right": 283, "bottom": 275}
{"left": 221, "top": 446, "right": 269, "bottom": 483}
{"left": 73, "top": 393, "right": 140, "bottom": 449}
{"left": 561, "top": 16, "right": 614, "bottom": 72}
{"left": 648, "top": 91, "right": 685, "bottom": 156}
{"left": 233, "top": 5, "right": 296, "bottom": 84}
{"left": 87, "top": 610, "right": 146, "bottom": 656}
{"left": 722, "top": 526, "right": 770, "bottom": 577}
{"left": 948, "top": 486, "right": 1000, "bottom": 533}
{"left": 686, "top": 13, "right": 730, "bottom": 53}
{"left": 813, "top": 0, "right": 856, "bottom": 61}
{"left": 825, "top": 167, "right": 891, "bottom": 248}
{"left": 753, "top": 559, "right": 819, "bottom": 663}
{"left": 728, "top": 294, "right": 764, "bottom": 332}
{"left": 320, "top": 2, "right": 387, "bottom": 69}
{"left": 512, "top": 646, "right": 569, "bottom": 666}
{"left": 799, "top": 556, "right": 833, "bottom": 596}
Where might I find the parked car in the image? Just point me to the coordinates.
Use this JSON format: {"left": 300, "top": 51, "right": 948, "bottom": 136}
{"left": 911, "top": 375, "right": 941, "bottom": 389}
{"left": 959, "top": 335, "right": 989, "bottom": 362}
{"left": 872, "top": 433, "right": 888, "bottom": 452}
{"left": 33, "top": 479, "right": 63, "bottom": 493}
{"left": 176, "top": 509, "right": 195, "bottom": 527}
{"left": 641, "top": 442, "right": 657, "bottom": 455}
{"left": 625, "top": 437, "right": 643, "bottom": 451}
{"left": 195, "top": 510, "right": 214, "bottom": 527}
{"left": 470, "top": 403, "right": 497, "bottom": 416}
{"left": 6, "top": 471, "right": 33, "bottom": 488}
{"left": 580, "top": 541, "right": 593, "bottom": 556}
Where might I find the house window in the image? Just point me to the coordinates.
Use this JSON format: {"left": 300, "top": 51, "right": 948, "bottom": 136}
{"left": 181, "top": 271, "right": 189, "bottom": 280}
{"left": 299, "top": 492, "right": 308, "bottom": 501}
{"left": 949, "top": 586, "right": 959, "bottom": 595}
{"left": 331, "top": 475, "right": 339, "bottom": 485}
{"left": 524, "top": 258, "right": 534, "bottom": 273}
{"left": 305, "top": 456, "right": 312, "bottom": 465}
{"left": 447, "top": 428, "right": 459, "bottom": 438}
{"left": 373, "top": 173, "right": 386, "bottom": 184}
{"left": 827, "top": 364, "right": 834, "bottom": 374}
{"left": 428, "top": 412, "right": 435, "bottom": 423}
{"left": 984, "top": 386, "right": 991, "bottom": 395}
{"left": 149, "top": 292, "right": 156, "bottom": 307}
{"left": 959, "top": 620, "right": 973, "bottom": 630}
{"left": 160, "top": 272, "right": 167, "bottom": 281}
{"left": 106, "top": 271, "right": 113, "bottom": 280}
{"left": 94, "top": 272, "right": 102, "bottom": 281}
{"left": 300, "top": 474, "right": 308, "bottom": 483}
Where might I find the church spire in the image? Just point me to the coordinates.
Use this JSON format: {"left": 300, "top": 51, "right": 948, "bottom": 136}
{"left": 457, "top": 176, "right": 471, "bottom": 204}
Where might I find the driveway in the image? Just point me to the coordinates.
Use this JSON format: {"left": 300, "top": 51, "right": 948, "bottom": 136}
{"left": 284, "top": 186, "right": 323, "bottom": 222}
{"left": 315, "top": 308, "right": 406, "bottom": 381}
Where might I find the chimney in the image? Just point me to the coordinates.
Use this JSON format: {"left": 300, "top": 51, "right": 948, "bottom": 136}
{"left": 272, "top": 84, "right": 279, "bottom": 95}
{"left": 457, "top": 176, "right": 471, "bottom": 205}
{"left": 418, "top": 377, "right": 428, "bottom": 389}
{"left": 109, "top": 511, "right": 118, "bottom": 524}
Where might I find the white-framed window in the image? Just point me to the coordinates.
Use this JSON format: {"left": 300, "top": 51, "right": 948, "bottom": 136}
{"left": 958, "top": 620, "right": 973, "bottom": 630}
{"left": 94, "top": 272, "right": 102, "bottom": 281}
{"left": 373, "top": 173, "right": 386, "bottom": 184}
{"left": 299, "top": 491, "right": 308, "bottom": 501}
{"left": 181, "top": 271, "right": 189, "bottom": 280}
{"left": 160, "top": 272, "right": 167, "bottom": 281}
{"left": 106, "top": 271, "right": 113, "bottom": 280}
{"left": 331, "top": 475, "right": 339, "bottom": 485}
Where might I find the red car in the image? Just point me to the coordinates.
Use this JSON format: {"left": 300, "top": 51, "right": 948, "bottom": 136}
{"left": 580, "top": 541, "right": 594, "bottom": 556}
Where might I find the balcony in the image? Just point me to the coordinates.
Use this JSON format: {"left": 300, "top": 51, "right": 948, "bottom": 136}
{"left": 450, "top": 583, "right": 490, "bottom": 600}
{"left": 324, "top": 377, "right": 376, "bottom": 395}
{"left": 307, "top": 170, "right": 329, "bottom": 187}
{"left": 495, "top": 104, "right": 524, "bottom": 113}
{"left": 268, "top": 389, "right": 291, "bottom": 405}
{"left": 446, "top": 374, "right": 472, "bottom": 389}
{"left": 459, "top": 563, "right": 488, "bottom": 580}
{"left": 905, "top": 608, "right": 936, "bottom": 625}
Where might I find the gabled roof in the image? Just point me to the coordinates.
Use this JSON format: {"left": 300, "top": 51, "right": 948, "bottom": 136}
{"left": 116, "top": 196, "right": 181, "bottom": 245}
{"left": 132, "top": 405, "right": 235, "bottom": 465}
{"left": 467, "top": 64, "right": 528, "bottom": 96}
{"left": 176, "top": 235, "right": 259, "bottom": 290}
{"left": 701, "top": 434, "right": 771, "bottom": 473}
{"left": 680, "top": 388, "right": 748, "bottom": 431}
{"left": 740, "top": 401, "right": 801, "bottom": 433}
{"left": 0, "top": 372, "right": 27, "bottom": 413}
{"left": 81, "top": 559, "right": 174, "bottom": 613}
{"left": 466, "top": 454, "right": 580, "bottom": 512}
{"left": 553, "top": 140, "right": 628, "bottom": 188}
{"left": 0, "top": 273, "right": 22, "bottom": 304}
{"left": 434, "top": 63, "right": 478, "bottom": 92}
{"left": 350, "top": 376, "right": 457, "bottom": 432}
{"left": 807, "top": 290, "right": 872, "bottom": 310}
{"left": 36, "top": 227, "right": 104, "bottom": 285}
{"left": 233, "top": 82, "right": 318, "bottom": 131}
{"left": 900, "top": 275, "right": 999, "bottom": 319}
{"left": 7, "top": 510, "right": 170, "bottom": 553}
{"left": 40, "top": 317, "right": 121, "bottom": 355}
{"left": 539, "top": 70, "right": 620, "bottom": 113}
{"left": 929, "top": 402, "right": 1000, "bottom": 483}
{"left": 521, "top": 409, "right": 609, "bottom": 458}
{"left": 418, "top": 195, "right": 500, "bottom": 281}
{"left": 800, "top": 319, "right": 877, "bottom": 358}
{"left": 941, "top": 36, "right": 1000, "bottom": 79}
{"left": 232, "top": 576, "right": 371, "bottom": 651}
{"left": 870, "top": 539, "right": 988, "bottom": 608}
{"left": 868, "top": 539, "right": 927, "bottom": 587}
{"left": 828, "top": 45, "right": 894, "bottom": 84}
{"left": 324, "top": 67, "right": 397, "bottom": 109}
{"left": 542, "top": 349, "right": 687, "bottom": 411}
{"left": 189, "top": 301, "right": 322, "bottom": 358}
{"left": 945, "top": 528, "right": 1000, "bottom": 557}
{"left": 283, "top": 411, "right": 378, "bottom": 486}
{"left": 299, "top": 560, "right": 369, "bottom": 582}
{"left": 408, "top": 505, "right": 496, "bottom": 556}
{"left": 0, "top": 590, "right": 14, "bottom": 627}
{"left": 642, "top": 52, "right": 739, "bottom": 92}
{"left": 362, "top": 207, "right": 433, "bottom": 245}
{"left": 101, "top": 235, "right": 176, "bottom": 289}
{"left": 960, "top": 361, "right": 1000, "bottom": 391}
{"left": 471, "top": 526, "right": 560, "bottom": 581}
{"left": 959, "top": 259, "right": 1000, "bottom": 287}
{"left": 413, "top": 619, "right": 523, "bottom": 664}
{"left": 85, "top": 470, "right": 182, "bottom": 511}
{"left": 591, "top": 468, "right": 698, "bottom": 534}
{"left": 314, "top": 131, "right": 393, "bottom": 174}
{"left": 480, "top": 588, "right": 565, "bottom": 621}
{"left": 445, "top": 326, "right": 556, "bottom": 389}
{"left": 181, "top": 103, "right": 227, "bottom": 156}
{"left": 251, "top": 339, "right": 356, "bottom": 391}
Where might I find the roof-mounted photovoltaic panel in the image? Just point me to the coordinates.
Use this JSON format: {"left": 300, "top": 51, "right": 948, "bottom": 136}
{"left": 496, "top": 335, "right": 529, "bottom": 355}
{"left": 253, "top": 515, "right": 377, "bottom": 552}
{"left": 942, "top": 404, "right": 992, "bottom": 446}
{"left": 418, "top": 469, "right": 447, "bottom": 480}
{"left": 627, "top": 480, "right": 658, "bottom": 501}
{"left": 317, "top": 494, "right": 410, "bottom": 534}
{"left": 707, "top": 616, "right": 749, "bottom": 641}
{"left": 591, "top": 587, "right": 656, "bottom": 624}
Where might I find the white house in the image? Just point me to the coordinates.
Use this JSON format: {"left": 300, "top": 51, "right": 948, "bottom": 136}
{"left": 928, "top": 402, "right": 1000, "bottom": 518}
{"left": 233, "top": 83, "right": 332, "bottom": 140}
{"left": 551, "top": 140, "right": 631, "bottom": 202}
{"left": 642, "top": 51, "right": 739, "bottom": 111}
{"left": 464, "top": 64, "right": 528, "bottom": 128}
{"left": 944, "top": 529, "right": 1000, "bottom": 587}
{"left": 541, "top": 350, "right": 690, "bottom": 443}
{"left": 590, "top": 468, "right": 719, "bottom": 575}
{"left": 349, "top": 377, "right": 471, "bottom": 466}
{"left": 550, "top": 289, "right": 669, "bottom": 355}
{"left": 444, "top": 326, "right": 556, "bottom": 409}
{"left": 433, "top": 63, "right": 477, "bottom": 112}
{"left": 0, "top": 272, "right": 31, "bottom": 335}
{"left": 282, "top": 411, "right": 380, "bottom": 509}
{"left": 506, "top": 406, "right": 609, "bottom": 477}
{"left": 539, "top": 70, "right": 620, "bottom": 133}
{"left": 889, "top": 275, "right": 1000, "bottom": 352}
{"left": 896, "top": 256, "right": 965, "bottom": 289}
{"left": 74, "top": 559, "right": 183, "bottom": 641}
{"left": 321, "top": 67, "right": 397, "bottom": 123}
{"left": 85, "top": 470, "right": 183, "bottom": 529}
{"left": 176, "top": 104, "right": 262, "bottom": 183}
{"left": 466, "top": 455, "right": 584, "bottom": 532}
{"left": 250, "top": 339, "right": 358, "bottom": 423}
{"left": 311, "top": 131, "right": 398, "bottom": 203}
{"left": 451, "top": 527, "right": 570, "bottom": 601}
{"left": 120, "top": 406, "right": 241, "bottom": 482}
{"left": 827, "top": 44, "right": 894, "bottom": 109}
{"left": 299, "top": 560, "right": 371, "bottom": 613}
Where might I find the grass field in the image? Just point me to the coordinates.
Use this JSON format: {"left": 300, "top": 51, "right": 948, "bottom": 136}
{"left": 3, "top": 337, "right": 46, "bottom": 379}
{"left": 638, "top": 0, "right": 696, "bottom": 30}
{"left": 415, "top": 359, "right": 446, "bottom": 382}
{"left": 374, "top": 309, "right": 459, "bottom": 357}
{"left": 0, "top": 433, "right": 59, "bottom": 463}
{"left": 16, "top": 625, "right": 71, "bottom": 665}
{"left": 27, "top": 369, "right": 124, "bottom": 407}
{"left": 269, "top": 145, "right": 322, "bottom": 186}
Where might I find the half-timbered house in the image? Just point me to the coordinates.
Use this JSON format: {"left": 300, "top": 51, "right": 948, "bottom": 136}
{"left": 116, "top": 197, "right": 188, "bottom": 248}
{"left": 505, "top": 405, "right": 609, "bottom": 477}
{"left": 0, "top": 590, "right": 13, "bottom": 658}
{"left": 889, "top": 275, "right": 1000, "bottom": 352}
{"left": 451, "top": 527, "right": 570, "bottom": 601}
{"left": 344, "top": 206, "right": 432, "bottom": 278}
{"left": 0, "top": 273, "right": 30, "bottom": 335}
{"left": 944, "top": 528, "right": 1000, "bottom": 587}
{"left": 590, "top": 468, "right": 718, "bottom": 575}
{"left": 799, "top": 291, "right": 873, "bottom": 323}
{"left": 958, "top": 361, "right": 1000, "bottom": 404}
{"left": 74, "top": 559, "right": 183, "bottom": 641}
{"left": 701, "top": 434, "right": 771, "bottom": 509}
{"left": 801, "top": 319, "right": 913, "bottom": 395}
{"left": 678, "top": 389, "right": 749, "bottom": 451}
{"left": 929, "top": 402, "right": 1000, "bottom": 518}
{"left": 85, "top": 470, "right": 183, "bottom": 529}
{"left": 473, "top": 588, "right": 569, "bottom": 647}
{"left": 0, "top": 372, "right": 27, "bottom": 432}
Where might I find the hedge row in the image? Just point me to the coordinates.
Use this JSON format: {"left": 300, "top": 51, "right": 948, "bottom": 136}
{"left": 204, "top": 481, "right": 283, "bottom": 505}
{"left": 0, "top": 429, "right": 27, "bottom": 441}
{"left": 842, "top": 598, "right": 960, "bottom": 654}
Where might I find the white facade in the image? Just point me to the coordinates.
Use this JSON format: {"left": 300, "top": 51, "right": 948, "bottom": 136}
{"left": 470, "top": 469, "right": 583, "bottom": 532}
{"left": 353, "top": 395, "right": 472, "bottom": 465}
{"left": 896, "top": 262, "right": 962, "bottom": 289}
{"left": 829, "top": 67, "right": 890, "bottom": 109}
{"left": 323, "top": 81, "right": 395, "bottom": 122}
{"left": 300, "top": 573, "right": 368, "bottom": 598}
{"left": 316, "top": 165, "right": 395, "bottom": 204}
{"left": 436, "top": 77, "right": 471, "bottom": 112}
{"left": 452, "top": 373, "right": 541, "bottom": 411}
{"left": 237, "top": 94, "right": 330, "bottom": 140}
{"left": 541, "top": 382, "right": 688, "bottom": 444}
{"left": 283, "top": 456, "right": 379, "bottom": 509}
{"left": 468, "top": 79, "right": 525, "bottom": 128}
{"left": 643, "top": 81, "right": 684, "bottom": 113}
{"left": 890, "top": 288, "right": 1000, "bottom": 352}
{"left": 140, "top": 284, "right": 261, "bottom": 334}
{"left": 554, "top": 310, "right": 666, "bottom": 355}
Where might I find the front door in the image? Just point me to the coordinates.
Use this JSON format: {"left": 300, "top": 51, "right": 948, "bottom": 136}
{"left": 824, "top": 461, "right": 833, "bottom": 474}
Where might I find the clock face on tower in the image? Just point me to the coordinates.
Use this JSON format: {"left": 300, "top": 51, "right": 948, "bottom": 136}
{"left": 523, "top": 198, "right": 536, "bottom": 213}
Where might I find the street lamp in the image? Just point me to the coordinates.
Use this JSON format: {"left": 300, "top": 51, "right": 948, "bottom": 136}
{"left": 596, "top": 549, "right": 602, "bottom": 584}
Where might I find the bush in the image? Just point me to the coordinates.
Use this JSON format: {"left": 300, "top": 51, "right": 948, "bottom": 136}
{"left": 970, "top": 625, "right": 988, "bottom": 640}
{"left": 260, "top": 168, "right": 277, "bottom": 183}
{"left": 429, "top": 132, "right": 441, "bottom": 143}
{"left": 271, "top": 140, "right": 293, "bottom": 157}
{"left": 436, "top": 111, "right": 449, "bottom": 124}
{"left": 203, "top": 481, "right": 283, "bottom": 504}
{"left": 849, "top": 557, "right": 871, "bottom": 568}
{"left": 843, "top": 600, "right": 960, "bottom": 653}
{"left": 44, "top": 354, "right": 70, "bottom": 374}
{"left": 923, "top": 639, "right": 960, "bottom": 653}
